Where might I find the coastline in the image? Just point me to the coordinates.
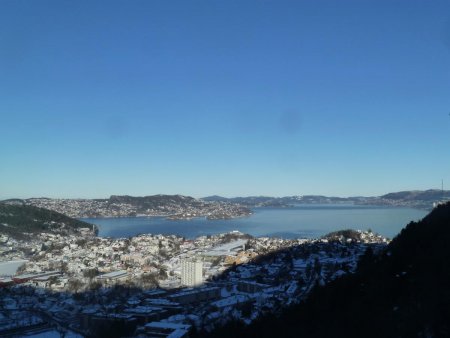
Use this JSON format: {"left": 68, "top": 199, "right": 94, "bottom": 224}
{"left": 80, "top": 205, "right": 427, "bottom": 240}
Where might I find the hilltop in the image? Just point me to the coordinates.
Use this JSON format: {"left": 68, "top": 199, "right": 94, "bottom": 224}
{"left": 2, "top": 195, "right": 251, "bottom": 220}
{"left": 208, "top": 202, "right": 450, "bottom": 337}
{"left": 202, "top": 195, "right": 350, "bottom": 207}
{"left": 203, "top": 189, "right": 450, "bottom": 209}
{"left": 3, "top": 189, "right": 447, "bottom": 221}
{"left": 380, "top": 189, "right": 450, "bottom": 202}
{"left": 0, "top": 203, "right": 95, "bottom": 239}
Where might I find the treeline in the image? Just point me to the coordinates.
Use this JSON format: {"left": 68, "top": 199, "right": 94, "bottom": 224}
{"left": 0, "top": 203, "right": 93, "bottom": 239}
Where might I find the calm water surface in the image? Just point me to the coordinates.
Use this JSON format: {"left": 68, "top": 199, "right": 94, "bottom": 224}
{"left": 82, "top": 205, "right": 428, "bottom": 240}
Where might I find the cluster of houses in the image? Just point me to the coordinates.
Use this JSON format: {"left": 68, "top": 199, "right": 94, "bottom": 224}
{"left": 0, "top": 229, "right": 388, "bottom": 336}
{"left": 22, "top": 197, "right": 251, "bottom": 219}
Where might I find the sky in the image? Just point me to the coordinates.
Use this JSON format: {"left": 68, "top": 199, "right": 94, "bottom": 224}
{"left": 1, "top": 0, "right": 450, "bottom": 199}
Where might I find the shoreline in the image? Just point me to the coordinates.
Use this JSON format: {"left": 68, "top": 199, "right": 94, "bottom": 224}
{"left": 78, "top": 203, "right": 427, "bottom": 221}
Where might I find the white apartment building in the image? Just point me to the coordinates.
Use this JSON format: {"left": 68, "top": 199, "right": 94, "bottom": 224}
{"left": 181, "top": 259, "right": 203, "bottom": 287}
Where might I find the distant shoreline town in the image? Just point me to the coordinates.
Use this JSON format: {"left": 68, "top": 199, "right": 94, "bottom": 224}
{"left": 2, "top": 189, "right": 450, "bottom": 221}
{"left": 4, "top": 195, "right": 252, "bottom": 220}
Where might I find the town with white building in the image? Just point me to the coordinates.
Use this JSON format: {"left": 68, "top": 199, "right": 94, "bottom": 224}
{"left": 0, "top": 228, "right": 388, "bottom": 337}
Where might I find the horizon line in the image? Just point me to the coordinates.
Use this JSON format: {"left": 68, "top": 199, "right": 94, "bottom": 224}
{"left": 1, "top": 188, "right": 447, "bottom": 201}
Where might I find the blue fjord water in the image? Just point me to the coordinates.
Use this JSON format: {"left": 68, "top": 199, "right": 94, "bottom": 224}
{"left": 82, "top": 205, "right": 428, "bottom": 240}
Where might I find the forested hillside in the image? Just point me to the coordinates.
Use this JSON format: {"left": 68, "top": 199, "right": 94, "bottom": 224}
{"left": 205, "top": 202, "right": 450, "bottom": 337}
{"left": 0, "top": 203, "right": 94, "bottom": 239}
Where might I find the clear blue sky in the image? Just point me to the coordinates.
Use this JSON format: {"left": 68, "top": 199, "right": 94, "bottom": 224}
{"left": 1, "top": 0, "right": 450, "bottom": 199}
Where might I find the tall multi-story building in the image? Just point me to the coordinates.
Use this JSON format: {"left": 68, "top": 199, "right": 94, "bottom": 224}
{"left": 181, "top": 259, "right": 203, "bottom": 287}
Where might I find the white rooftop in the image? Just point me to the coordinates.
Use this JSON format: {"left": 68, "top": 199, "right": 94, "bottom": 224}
{"left": 97, "top": 270, "right": 128, "bottom": 279}
{"left": 203, "top": 239, "right": 247, "bottom": 256}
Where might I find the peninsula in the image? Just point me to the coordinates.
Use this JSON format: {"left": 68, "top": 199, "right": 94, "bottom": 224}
{"left": 3, "top": 195, "right": 251, "bottom": 220}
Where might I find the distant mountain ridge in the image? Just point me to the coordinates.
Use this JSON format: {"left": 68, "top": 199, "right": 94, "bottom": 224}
{"left": 202, "top": 195, "right": 352, "bottom": 207}
{"left": 380, "top": 189, "right": 450, "bottom": 201}
{"left": 2, "top": 194, "right": 251, "bottom": 219}
{"left": 203, "top": 189, "right": 450, "bottom": 209}
{"left": 2, "top": 189, "right": 448, "bottom": 220}
{"left": 108, "top": 194, "right": 199, "bottom": 209}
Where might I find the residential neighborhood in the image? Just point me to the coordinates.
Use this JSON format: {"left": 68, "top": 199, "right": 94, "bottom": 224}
{"left": 0, "top": 227, "right": 388, "bottom": 337}
{"left": 13, "top": 195, "right": 252, "bottom": 220}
